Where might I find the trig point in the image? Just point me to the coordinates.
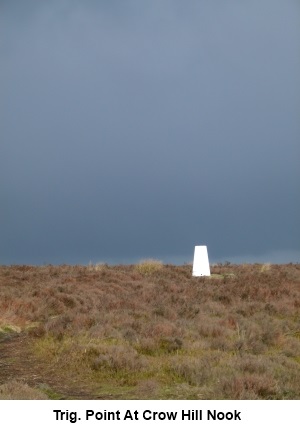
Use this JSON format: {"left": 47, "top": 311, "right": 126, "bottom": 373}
{"left": 192, "top": 245, "right": 211, "bottom": 276}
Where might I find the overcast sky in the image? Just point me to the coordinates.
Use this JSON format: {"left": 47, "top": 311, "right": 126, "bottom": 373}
{"left": 1, "top": 0, "right": 299, "bottom": 265}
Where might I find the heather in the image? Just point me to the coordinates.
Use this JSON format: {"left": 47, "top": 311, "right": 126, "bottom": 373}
{"left": 0, "top": 263, "right": 299, "bottom": 399}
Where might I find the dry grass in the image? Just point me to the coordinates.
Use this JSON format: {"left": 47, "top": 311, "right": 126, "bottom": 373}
{"left": 0, "top": 381, "right": 48, "bottom": 400}
{"left": 135, "top": 259, "right": 164, "bottom": 275}
{"left": 0, "top": 263, "right": 300, "bottom": 399}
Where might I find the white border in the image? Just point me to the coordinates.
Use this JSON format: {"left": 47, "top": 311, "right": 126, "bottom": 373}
{"left": 0, "top": 400, "right": 298, "bottom": 429}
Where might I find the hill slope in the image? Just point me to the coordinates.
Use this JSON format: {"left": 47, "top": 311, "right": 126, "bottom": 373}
{"left": 0, "top": 263, "right": 300, "bottom": 399}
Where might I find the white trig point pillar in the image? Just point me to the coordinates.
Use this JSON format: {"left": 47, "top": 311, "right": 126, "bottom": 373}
{"left": 192, "top": 245, "right": 211, "bottom": 276}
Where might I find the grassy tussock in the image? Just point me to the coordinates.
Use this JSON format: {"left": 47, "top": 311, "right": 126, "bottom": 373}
{"left": 135, "top": 259, "right": 164, "bottom": 275}
{"left": 0, "top": 381, "right": 48, "bottom": 400}
{"left": 0, "top": 263, "right": 300, "bottom": 399}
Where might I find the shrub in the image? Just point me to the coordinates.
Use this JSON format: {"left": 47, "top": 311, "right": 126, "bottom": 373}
{"left": 87, "top": 262, "right": 108, "bottom": 272}
{"left": 221, "top": 374, "right": 278, "bottom": 399}
{"left": 91, "top": 344, "right": 146, "bottom": 372}
{"left": 168, "top": 356, "right": 213, "bottom": 386}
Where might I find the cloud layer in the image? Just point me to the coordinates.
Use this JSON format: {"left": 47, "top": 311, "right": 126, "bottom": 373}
{"left": 1, "top": 0, "right": 299, "bottom": 264}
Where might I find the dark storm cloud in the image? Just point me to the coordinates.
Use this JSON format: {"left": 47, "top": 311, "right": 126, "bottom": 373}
{"left": 1, "top": 0, "right": 299, "bottom": 264}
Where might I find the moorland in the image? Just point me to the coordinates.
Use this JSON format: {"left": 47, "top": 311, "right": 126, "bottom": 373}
{"left": 0, "top": 261, "right": 299, "bottom": 399}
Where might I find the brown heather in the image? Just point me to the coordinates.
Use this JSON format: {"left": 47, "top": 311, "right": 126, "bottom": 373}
{"left": 0, "top": 263, "right": 299, "bottom": 399}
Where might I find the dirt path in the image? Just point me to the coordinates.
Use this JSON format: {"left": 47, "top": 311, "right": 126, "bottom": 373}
{"left": 0, "top": 333, "right": 101, "bottom": 399}
{"left": 0, "top": 333, "right": 43, "bottom": 384}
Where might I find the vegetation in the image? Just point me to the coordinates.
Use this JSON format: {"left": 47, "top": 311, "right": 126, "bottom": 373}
{"left": 0, "top": 262, "right": 299, "bottom": 399}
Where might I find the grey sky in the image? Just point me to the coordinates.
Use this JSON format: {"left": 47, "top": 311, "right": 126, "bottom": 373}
{"left": 1, "top": 0, "right": 299, "bottom": 265}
